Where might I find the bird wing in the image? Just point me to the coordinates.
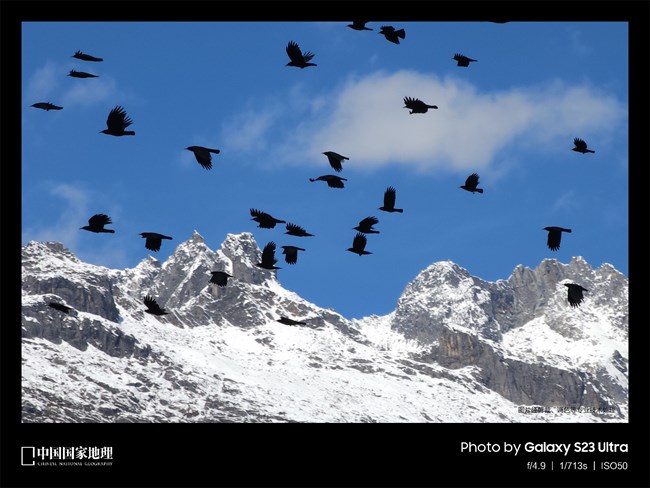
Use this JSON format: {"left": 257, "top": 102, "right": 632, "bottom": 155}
{"left": 286, "top": 223, "right": 305, "bottom": 235}
{"left": 282, "top": 246, "right": 299, "bottom": 265}
{"left": 144, "top": 295, "right": 164, "bottom": 314}
{"left": 353, "top": 232, "right": 367, "bottom": 251}
{"left": 384, "top": 187, "right": 397, "bottom": 208}
{"left": 547, "top": 230, "right": 562, "bottom": 251}
{"left": 403, "top": 96, "right": 417, "bottom": 108}
{"left": 574, "top": 138, "right": 587, "bottom": 151}
{"left": 261, "top": 241, "right": 277, "bottom": 266}
{"left": 302, "top": 51, "right": 315, "bottom": 63}
{"left": 359, "top": 216, "right": 379, "bottom": 228}
{"left": 191, "top": 147, "right": 213, "bottom": 169}
{"left": 89, "top": 213, "right": 111, "bottom": 228}
{"left": 566, "top": 285, "right": 585, "bottom": 307}
{"left": 327, "top": 177, "right": 345, "bottom": 188}
{"left": 107, "top": 106, "right": 132, "bottom": 131}
{"left": 286, "top": 41, "right": 304, "bottom": 63}
{"left": 210, "top": 271, "right": 230, "bottom": 286}
{"left": 465, "top": 173, "right": 480, "bottom": 188}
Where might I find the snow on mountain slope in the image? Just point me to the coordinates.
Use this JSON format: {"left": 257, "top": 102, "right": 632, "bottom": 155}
{"left": 21, "top": 232, "right": 628, "bottom": 423}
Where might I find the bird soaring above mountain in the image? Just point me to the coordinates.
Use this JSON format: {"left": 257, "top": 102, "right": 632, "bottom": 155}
{"left": 453, "top": 53, "right": 477, "bottom": 67}
{"left": 250, "top": 208, "right": 286, "bottom": 229}
{"left": 210, "top": 271, "right": 233, "bottom": 287}
{"left": 72, "top": 50, "right": 103, "bottom": 62}
{"left": 347, "top": 232, "right": 372, "bottom": 256}
{"left": 140, "top": 232, "right": 173, "bottom": 252}
{"left": 354, "top": 216, "right": 380, "bottom": 234}
{"left": 48, "top": 302, "right": 73, "bottom": 314}
{"left": 285, "top": 223, "right": 314, "bottom": 237}
{"left": 277, "top": 316, "right": 307, "bottom": 326}
{"left": 68, "top": 69, "right": 98, "bottom": 78}
{"left": 256, "top": 241, "right": 282, "bottom": 270}
{"left": 143, "top": 295, "right": 168, "bottom": 316}
{"left": 309, "top": 175, "right": 347, "bottom": 188}
{"left": 379, "top": 186, "right": 403, "bottom": 213}
{"left": 543, "top": 227, "right": 571, "bottom": 251}
{"left": 403, "top": 96, "right": 438, "bottom": 114}
{"left": 281, "top": 245, "right": 305, "bottom": 265}
{"left": 101, "top": 105, "right": 135, "bottom": 136}
{"left": 379, "top": 26, "right": 406, "bottom": 44}
{"left": 80, "top": 213, "right": 115, "bottom": 233}
{"left": 31, "top": 102, "right": 63, "bottom": 111}
{"left": 186, "top": 146, "right": 220, "bottom": 170}
{"left": 572, "top": 138, "right": 595, "bottom": 154}
{"left": 460, "top": 173, "right": 484, "bottom": 194}
{"left": 286, "top": 41, "right": 317, "bottom": 68}
{"left": 564, "top": 283, "right": 588, "bottom": 308}
{"left": 348, "top": 21, "right": 373, "bottom": 31}
{"left": 323, "top": 151, "right": 349, "bottom": 173}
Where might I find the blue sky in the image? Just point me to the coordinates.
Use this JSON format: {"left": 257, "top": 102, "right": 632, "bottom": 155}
{"left": 22, "top": 21, "right": 628, "bottom": 319}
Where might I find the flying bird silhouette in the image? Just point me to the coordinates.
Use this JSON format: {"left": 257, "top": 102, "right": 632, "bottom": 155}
{"left": 140, "top": 232, "right": 173, "bottom": 252}
{"left": 286, "top": 41, "right": 317, "bottom": 68}
{"left": 460, "top": 173, "right": 484, "bottom": 194}
{"left": 143, "top": 295, "right": 168, "bottom": 316}
{"left": 72, "top": 50, "right": 103, "bottom": 62}
{"left": 281, "top": 245, "right": 306, "bottom": 265}
{"left": 48, "top": 302, "right": 73, "bottom": 314}
{"left": 403, "top": 96, "right": 438, "bottom": 114}
{"left": 379, "top": 25, "right": 406, "bottom": 44}
{"left": 309, "top": 175, "right": 347, "bottom": 188}
{"left": 210, "top": 271, "right": 233, "bottom": 287}
{"left": 354, "top": 216, "right": 380, "bottom": 234}
{"left": 101, "top": 105, "right": 135, "bottom": 136}
{"left": 68, "top": 69, "right": 98, "bottom": 78}
{"left": 347, "top": 232, "right": 372, "bottom": 256}
{"left": 543, "top": 227, "right": 571, "bottom": 251}
{"left": 80, "top": 213, "right": 115, "bottom": 233}
{"left": 256, "top": 241, "right": 282, "bottom": 270}
{"left": 322, "top": 151, "right": 349, "bottom": 173}
{"left": 250, "top": 208, "right": 286, "bottom": 229}
{"left": 348, "top": 21, "right": 373, "bottom": 31}
{"left": 564, "top": 284, "right": 588, "bottom": 308}
{"left": 379, "top": 186, "right": 403, "bottom": 213}
{"left": 277, "top": 316, "right": 307, "bottom": 326}
{"left": 285, "top": 223, "right": 314, "bottom": 237}
{"left": 186, "top": 146, "right": 220, "bottom": 170}
{"left": 572, "top": 138, "right": 595, "bottom": 154}
{"left": 31, "top": 102, "right": 63, "bottom": 111}
{"left": 453, "top": 53, "right": 477, "bottom": 67}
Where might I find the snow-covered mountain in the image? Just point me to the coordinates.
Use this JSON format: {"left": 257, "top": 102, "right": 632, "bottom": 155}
{"left": 21, "top": 231, "right": 628, "bottom": 422}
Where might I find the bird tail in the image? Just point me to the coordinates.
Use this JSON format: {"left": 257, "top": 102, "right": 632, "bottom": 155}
{"left": 104, "top": 229, "right": 116, "bottom": 233}
{"left": 395, "top": 208, "right": 404, "bottom": 213}
{"left": 564, "top": 229, "right": 572, "bottom": 233}
{"left": 587, "top": 149, "right": 595, "bottom": 153}
{"left": 124, "top": 131, "right": 135, "bottom": 135}
{"left": 477, "top": 189, "right": 484, "bottom": 193}
{"left": 209, "top": 148, "right": 221, "bottom": 154}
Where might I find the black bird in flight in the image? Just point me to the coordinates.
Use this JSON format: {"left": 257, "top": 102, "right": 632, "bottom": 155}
{"left": 354, "top": 216, "right": 380, "bottom": 234}
{"left": 48, "top": 302, "right": 73, "bottom": 314}
{"left": 281, "top": 245, "right": 306, "bottom": 265}
{"left": 348, "top": 21, "right": 373, "bottom": 31}
{"left": 101, "top": 105, "right": 135, "bottom": 136}
{"left": 460, "top": 173, "right": 484, "bottom": 194}
{"left": 309, "top": 175, "right": 348, "bottom": 188}
{"left": 379, "top": 26, "right": 406, "bottom": 44}
{"left": 140, "top": 232, "right": 173, "bottom": 252}
{"left": 543, "top": 227, "right": 571, "bottom": 251}
{"left": 403, "top": 96, "right": 438, "bottom": 114}
{"left": 72, "top": 50, "right": 103, "bottom": 62}
{"left": 256, "top": 241, "right": 282, "bottom": 270}
{"left": 144, "top": 295, "right": 168, "bottom": 316}
{"left": 68, "top": 69, "right": 98, "bottom": 78}
{"left": 80, "top": 213, "right": 115, "bottom": 233}
{"left": 572, "top": 138, "right": 595, "bottom": 154}
{"left": 379, "top": 186, "right": 403, "bottom": 213}
{"left": 322, "top": 151, "right": 349, "bottom": 173}
{"left": 286, "top": 41, "right": 317, "bottom": 69}
{"left": 285, "top": 223, "right": 314, "bottom": 237}
{"left": 453, "top": 53, "right": 477, "bottom": 67}
{"left": 31, "top": 102, "right": 63, "bottom": 111}
{"left": 277, "top": 316, "right": 307, "bottom": 326}
{"left": 250, "top": 208, "right": 286, "bottom": 229}
{"left": 186, "top": 146, "right": 220, "bottom": 170}
{"left": 564, "top": 283, "right": 588, "bottom": 308}
{"left": 347, "top": 232, "right": 372, "bottom": 256}
{"left": 210, "top": 271, "right": 233, "bottom": 287}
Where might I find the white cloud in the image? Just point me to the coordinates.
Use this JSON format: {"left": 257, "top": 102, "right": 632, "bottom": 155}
{"left": 223, "top": 71, "right": 626, "bottom": 174}
{"left": 61, "top": 76, "right": 117, "bottom": 107}
{"left": 25, "top": 61, "right": 60, "bottom": 103}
